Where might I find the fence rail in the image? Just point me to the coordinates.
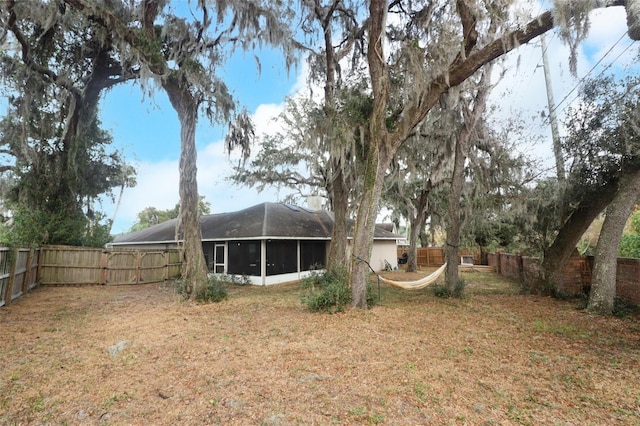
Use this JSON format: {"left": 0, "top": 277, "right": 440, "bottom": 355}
{"left": 1, "top": 245, "right": 182, "bottom": 307}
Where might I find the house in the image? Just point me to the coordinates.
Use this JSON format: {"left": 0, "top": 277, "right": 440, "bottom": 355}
{"left": 110, "top": 202, "right": 400, "bottom": 285}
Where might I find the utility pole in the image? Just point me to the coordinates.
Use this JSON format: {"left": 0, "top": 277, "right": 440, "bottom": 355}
{"left": 541, "top": 33, "right": 566, "bottom": 182}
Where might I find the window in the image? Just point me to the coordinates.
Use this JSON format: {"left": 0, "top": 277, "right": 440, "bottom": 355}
{"left": 266, "top": 240, "right": 297, "bottom": 276}
{"left": 228, "top": 240, "right": 261, "bottom": 276}
{"left": 300, "top": 240, "right": 326, "bottom": 270}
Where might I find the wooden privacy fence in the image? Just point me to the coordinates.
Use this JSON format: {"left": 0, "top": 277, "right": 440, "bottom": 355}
{"left": 0, "top": 247, "right": 39, "bottom": 308}
{"left": 38, "top": 245, "right": 182, "bottom": 286}
{"left": 397, "top": 247, "right": 481, "bottom": 266}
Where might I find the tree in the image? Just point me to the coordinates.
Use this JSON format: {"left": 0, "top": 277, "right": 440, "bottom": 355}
{"left": 384, "top": 135, "right": 443, "bottom": 273}
{"left": 229, "top": 97, "right": 331, "bottom": 204}
{"left": 540, "top": 76, "right": 640, "bottom": 297}
{"left": 443, "top": 66, "right": 493, "bottom": 293}
{"left": 131, "top": 197, "right": 211, "bottom": 232}
{"left": 296, "top": 0, "right": 370, "bottom": 271}
{"left": 0, "top": 0, "right": 136, "bottom": 246}
{"left": 588, "top": 171, "right": 640, "bottom": 313}
{"left": 64, "top": 0, "right": 296, "bottom": 298}
{"left": 580, "top": 76, "right": 640, "bottom": 314}
{"left": 345, "top": 0, "right": 634, "bottom": 308}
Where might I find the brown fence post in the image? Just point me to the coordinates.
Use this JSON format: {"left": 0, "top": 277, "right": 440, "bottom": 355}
{"left": 4, "top": 248, "right": 19, "bottom": 304}
{"left": 36, "top": 246, "right": 44, "bottom": 286}
{"left": 22, "top": 248, "right": 33, "bottom": 295}
{"left": 163, "top": 251, "right": 169, "bottom": 281}
{"left": 517, "top": 253, "right": 524, "bottom": 282}
{"left": 1, "top": 249, "right": 12, "bottom": 305}
{"left": 99, "top": 250, "right": 108, "bottom": 285}
{"left": 136, "top": 252, "right": 142, "bottom": 285}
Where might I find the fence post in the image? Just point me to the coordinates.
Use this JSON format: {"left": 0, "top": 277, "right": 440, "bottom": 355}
{"left": 163, "top": 251, "right": 169, "bottom": 281}
{"left": 517, "top": 253, "right": 524, "bottom": 282}
{"left": 99, "top": 251, "right": 108, "bottom": 285}
{"left": 36, "top": 246, "right": 45, "bottom": 286}
{"left": 5, "top": 248, "right": 19, "bottom": 304}
{"left": 22, "top": 249, "right": 33, "bottom": 295}
{"left": 136, "top": 251, "right": 142, "bottom": 285}
{"left": 1, "top": 249, "right": 12, "bottom": 305}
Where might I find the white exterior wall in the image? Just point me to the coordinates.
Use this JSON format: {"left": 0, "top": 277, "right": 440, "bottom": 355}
{"left": 231, "top": 270, "right": 323, "bottom": 286}
{"left": 370, "top": 240, "right": 399, "bottom": 271}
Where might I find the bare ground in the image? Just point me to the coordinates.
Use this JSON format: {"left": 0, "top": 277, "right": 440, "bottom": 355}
{"left": 1, "top": 269, "right": 640, "bottom": 425}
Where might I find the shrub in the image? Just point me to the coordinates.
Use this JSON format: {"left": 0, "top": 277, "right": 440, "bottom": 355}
{"left": 432, "top": 277, "right": 467, "bottom": 299}
{"left": 613, "top": 297, "right": 640, "bottom": 318}
{"left": 194, "top": 276, "right": 228, "bottom": 303}
{"left": 174, "top": 276, "right": 228, "bottom": 303}
{"left": 173, "top": 278, "right": 191, "bottom": 297}
{"left": 301, "top": 268, "right": 351, "bottom": 313}
{"left": 300, "top": 268, "right": 377, "bottom": 312}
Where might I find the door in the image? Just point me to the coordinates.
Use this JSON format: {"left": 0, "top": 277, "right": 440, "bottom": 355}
{"left": 214, "top": 244, "right": 225, "bottom": 274}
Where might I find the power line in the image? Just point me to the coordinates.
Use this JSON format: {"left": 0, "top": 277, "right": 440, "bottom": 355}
{"left": 548, "top": 32, "right": 633, "bottom": 118}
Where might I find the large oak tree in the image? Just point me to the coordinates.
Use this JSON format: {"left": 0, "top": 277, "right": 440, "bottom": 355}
{"left": 63, "top": 0, "right": 296, "bottom": 298}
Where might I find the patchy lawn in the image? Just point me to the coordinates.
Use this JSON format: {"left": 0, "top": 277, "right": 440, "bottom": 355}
{"left": 1, "top": 269, "right": 640, "bottom": 425}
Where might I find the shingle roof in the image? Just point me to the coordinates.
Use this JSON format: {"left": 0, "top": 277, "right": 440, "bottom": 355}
{"left": 112, "top": 202, "right": 399, "bottom": 245}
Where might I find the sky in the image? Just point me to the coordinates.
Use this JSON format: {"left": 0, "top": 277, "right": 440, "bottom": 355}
{"left": 94, "top": 3, "right": 638, "bottom": 235}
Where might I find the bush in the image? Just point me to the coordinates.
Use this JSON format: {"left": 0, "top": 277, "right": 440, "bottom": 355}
{"left": 613, "top": 297, "right": 640, "bottom": 318}
{"left": 432, "top": 277, "right": 467, "bottom": 299}
{"left": 194, "top": 276, "right": 228, "bottom": 303}
{"left": 301, "top": 268, "right": 351, "bottom": 313}
{"left": 300, "top": 268, "right": 377, "bottom": 313}
{"left": 174, "top": 276, "right": 228, "bottom": 303}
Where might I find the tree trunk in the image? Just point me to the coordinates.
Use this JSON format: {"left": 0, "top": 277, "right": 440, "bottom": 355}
{"left": 163, "top": 76, "right": 208, "bottom": 298}
{"left": 627, "top": 0, "right": 640, "bottom": 40}
{"left": 320, "top": 5, "right": 350, "bottom": 273}
{"left": 541, "top": 180, "right": 619, "bottom": 293}
{"left": 347, "top": 0, "right": 392, "bottom": 308}
{"left": 406, "top": 215, "right": 421, "bottom": 273}
{"left": 327, "top": 166, "right": 349, "bottom": 271}
{"left": 444, "top": 133, "right": 466, "bottom": 292}
{"left": 587, "top": 169, "right": 640, "bottom": 314}
{"left": 406, "top": 189, "right": 430, "bottom": 273}
{"left": 350, "top": 142, "right": 389, "bottom": 308}
{"left": 444, "top": 66, "right": 492, "bottom": 292}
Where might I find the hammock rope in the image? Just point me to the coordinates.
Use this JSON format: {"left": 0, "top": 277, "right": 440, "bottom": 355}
{"left": 379, "top": 262, "right": 447, "bottom": 290}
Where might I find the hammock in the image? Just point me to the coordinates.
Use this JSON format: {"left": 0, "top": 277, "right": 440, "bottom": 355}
{"left": 379, "top": 263, "right": 447, "bottom": 290}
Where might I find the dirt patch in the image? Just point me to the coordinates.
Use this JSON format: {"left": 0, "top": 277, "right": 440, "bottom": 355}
{"left": 2, "top": 271, "right": 640, "bottom": 425}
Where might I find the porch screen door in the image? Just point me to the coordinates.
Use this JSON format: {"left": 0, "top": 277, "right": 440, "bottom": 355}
{"left": 214, "top": 244, "right": 225, "bottom": 274}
